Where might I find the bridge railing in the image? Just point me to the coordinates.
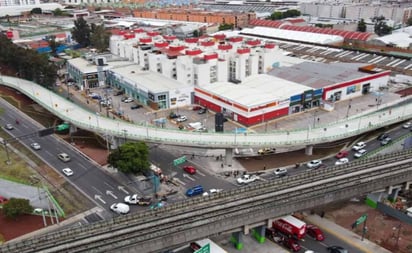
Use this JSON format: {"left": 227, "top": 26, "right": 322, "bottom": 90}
{"left": 1, "top": 75, "right": 411, "bottom": 148}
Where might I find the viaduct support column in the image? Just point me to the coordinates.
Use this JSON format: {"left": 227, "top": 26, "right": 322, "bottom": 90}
{"left": 388, "top": 187, "right": 401, "bottom": 202}
{"left": 252, "top": 226, "right": 266, "bottom": 243}
{"left": 305, "top": 145, "right": 313, "bottom": 156}
{"left": 405, "top": 181, "right": 412, "bottom": 190}
{"left": 225, "top": 148, "right": 233, "bottom": 167}
{"left": 231, "top": 232, "right": 244, "bottom": 250}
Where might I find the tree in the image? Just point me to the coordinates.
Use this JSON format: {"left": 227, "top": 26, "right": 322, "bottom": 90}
{"left": 31, "top": 8, "right": 42, "bottom": 14}
{"left": 357, "top": 19, "right": 367, "bottom": 32}
{"left": 268, "top": 12, "right": 283, "bottom": 20}
{"left": 193, "top": 30, "right": 199, "bottom": 37}
{"left": 108, "top": 142, "right": 150, "bottom": 174}
{"left": 48, "top": 35, "right": 61, "bottom": 56}
{"left": 407, "top": 17, "right": 412, "bottom": 26}
{"left": 72, "top": 17, "right": 91, "bottom": 47}
{"left": 375, "top": 21, "right": 392, "bottom": 36}
{"left": 3, "top": 198, "right": 33, "bottom": 219}
{"left": 218, "top": 23, "right": 234, "bottom": 31}
{"left": 52, "top": 8, "right": 65, "bottom": 16}
{"left": 90, "top": 24, "right": 111, "bottom": 52}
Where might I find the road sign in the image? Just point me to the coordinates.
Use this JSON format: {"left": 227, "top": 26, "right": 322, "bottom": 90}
{"left": 173, "top": 156, "right": 186, "bottom": 166}
{"left": 194, "top": 243, "right": 210, "bottom": 253}
{"left": 352, "top": 214, "right": 367, "bottom": 229}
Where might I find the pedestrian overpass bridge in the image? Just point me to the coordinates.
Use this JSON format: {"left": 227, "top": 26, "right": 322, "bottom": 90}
{"left": 0, "top": 75, "right": 411, "bottom": 149}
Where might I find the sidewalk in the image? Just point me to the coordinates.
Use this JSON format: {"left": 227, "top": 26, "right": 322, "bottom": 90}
{"left": 304, "top": 214, "right": 392, "bottom": 253}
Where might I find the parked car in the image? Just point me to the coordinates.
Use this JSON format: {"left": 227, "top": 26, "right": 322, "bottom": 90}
{"left": 258, "top": 147, "right": 276, "bottom": 155}
{"left": 198, "top": 108, "right": 207, "bottom": 114}
{"left": 186, "top": 185, "right": 204, "bottom": 197}
{"left": 306, "top": 224, "right": 325, "bottom": 241}
{"left": 403, "top": 122, "right": 411, "bottom": 129}
{"left": 354, "top": 149, "right": 367, "bottom": 158}
{"left": 62, "top": 168, "right": 74, "bottom": 176}
{"left": 30, "top": 142, "right": 41, "bottom": 150}
{"left": 380, "top": 137, "right": 392, "bottom": 146}
{"left": 335, "top": 158, "right": 349, "bottom": 165}
{"left": 110, "top": 203, "right": 130, "bottom": 214}
{"left": 236, "top": 174, "right": 259, "bottom": 184}
{"left": 274, "top": 168, "right": 288, "bottom": 177}
{"left": 352, "top": 141, "right": 366, "bottom": 151}
{"left": 176, "top": 115, "right": 188, "bottom": 122}
{"left": 306, "top": 160, "right": 322, "bottom": 169}
{"left": 183, "top": 165, "right": 196, "bottom": 175}
{"left": 327, "top": 246, "right": 348, "bottom": 253}
{"left": 113, "top": 90, "right": 123, "bottom": 96}
{"left": 0, "top": 196, "right": 9, "bottom": 205}
{"left": 377, "top": 132, "right": 389, "bottom": 141}
{"left": 57, "top": 153, "right": 71, "bottom": 162}
{"left": 123, "top": 97, "right": 134, "bottom": 103}
{"left": 5, "top": 124, "right": 14, "bottom": 130}
{"left": 169, "top": 112, "right": 179, "bottom": 119}
{"left": 335, "top": 150, "right": 349, "bottom": 159}
{"left": 131, "top": 104, "right": 143, "bottom": 109}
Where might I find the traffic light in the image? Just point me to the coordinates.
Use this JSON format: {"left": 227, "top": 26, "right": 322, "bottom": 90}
{"left": 56, "top": 123, "right": 70, "bottom": 132}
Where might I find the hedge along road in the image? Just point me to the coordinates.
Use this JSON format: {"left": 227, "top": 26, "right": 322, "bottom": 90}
{"left": 1, "top": 75, "right": 412, "bottom": 149}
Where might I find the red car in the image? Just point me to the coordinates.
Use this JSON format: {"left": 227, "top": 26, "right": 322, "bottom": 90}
{"left": 335, "top": 150, "right": 349, "bottom": 159}
{"left": 283, "top": 238, "right": 301, "bottom": 252}
{"left": 306, "top": 224, "right": 325, "bottom": 241}
{"left": 183, "top": 166, "right": 196, "bottom": 175}
{"left": 0, "top": 196, "right": 9, "bottom": 205}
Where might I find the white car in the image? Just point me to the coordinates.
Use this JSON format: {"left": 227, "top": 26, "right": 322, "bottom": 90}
{"left": 335, "top": 158, "right": 349, "bottom": 165}
{"left": 58, "top": 153, "right": 71, "bottom": 162}
{"left": 110, "top": 203, "right": 130, "bottom": 214}
{"left": 124, "top": 194, "right": 140, "bottom": 204}
{"left": 62, "top": 168, "right": 73, "bottom": 176}
{"left": 352, "top": 142, "right": 366, "bottom": 151}
{"left": 236, "top": 174, "right": 259, "bottom": 184}
{"left": 274, "top": 168, "right": 288, "bottom": 177}
{"left": 30, "top": 142, "right": 41, "bottom": 150}
{"left": 5, "top": 124, "right": 14, "bottom": 130}
{"left": 123, "top": 97, "right": 134, "bottom": 103}
{"left": 306, "top": 160, "right": 322, "bottom": 169}
{"left": 354, "top": 149, "right": 367, "bottom": 158}
{"left": 403, "top": 122, "right": 411, "bottom": 129}
{"left": 176, "top": 115, "right": 188, "bottom": 122}
{"left": 202, "top": 189, "right": 222, "bottom": 196}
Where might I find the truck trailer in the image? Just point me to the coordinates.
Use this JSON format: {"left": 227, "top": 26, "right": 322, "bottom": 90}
{"left": 272, "top": 215, "right": 307, "bottom": 240}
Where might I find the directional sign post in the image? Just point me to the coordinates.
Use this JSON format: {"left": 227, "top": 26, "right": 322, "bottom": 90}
{"left": 194, "top": 243, "right": 210, "bottom": 253}
{"left": 351, "top": 214, "right": 368, "bottom": 241}
{"left": 173, "top": 156, "right": 187, "bottom": 166}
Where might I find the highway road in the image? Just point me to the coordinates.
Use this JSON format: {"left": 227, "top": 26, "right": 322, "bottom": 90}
{"left": 0, "top": 99, "right": 137, "bottom": 218}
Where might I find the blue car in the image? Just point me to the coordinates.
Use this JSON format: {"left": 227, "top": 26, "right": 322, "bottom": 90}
{"left": 186, "top": 185, "right": 204, "bottom": 197}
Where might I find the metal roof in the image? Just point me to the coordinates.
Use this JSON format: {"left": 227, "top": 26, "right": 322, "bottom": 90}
{"left": 268, "top": 61, "right": 369, "bottom": 89}
{"left": 201, "top": 74, "right": 309, "bottom": 108}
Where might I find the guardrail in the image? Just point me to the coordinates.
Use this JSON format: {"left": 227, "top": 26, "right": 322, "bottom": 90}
{"left": 1, "top": 75, "right": 411, "bottom": 148}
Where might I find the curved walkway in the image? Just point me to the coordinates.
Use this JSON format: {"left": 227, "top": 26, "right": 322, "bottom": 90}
{"left": 1, "top": 75, "right": 411, "bottom": 148}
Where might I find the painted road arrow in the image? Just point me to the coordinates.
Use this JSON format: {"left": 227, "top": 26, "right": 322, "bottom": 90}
{"left": 106, "top": 190, "right": 118, "bottom": 199}
{"left": 118, "top": 186, "right": 129, "bottom": 195}
{"left": 182, "top": 174, "right": 195, "bottom": 182}
{"left": 94, "top": 195, "right": 106, "bottom": 204}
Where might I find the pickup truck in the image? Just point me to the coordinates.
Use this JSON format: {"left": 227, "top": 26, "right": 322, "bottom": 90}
{"left": 258, "top": 147, "right": 276, "bottom": 155}
{"left": 124, "top": 194, "right": 152, "bottom": 206}
{"left": 236, "top": 174, "right": 259, "bottom": 184}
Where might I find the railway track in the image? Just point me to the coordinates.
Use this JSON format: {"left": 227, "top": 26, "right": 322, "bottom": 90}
{"left": 2, "top": 150, "right": 412, "bottom": 253}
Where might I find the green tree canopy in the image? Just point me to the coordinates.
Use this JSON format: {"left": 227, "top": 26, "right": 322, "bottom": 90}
{"left": 218, "top": 23, "right": 234, "bottom": 31}
{"left": 108, "top": 142, "right": 150, "bottom": 174}
{"left": 0, "top": 34, "right": 57, "bottom": 87}
{"left": 407, "top": 17, "right": 412, "bottom": 26}
{"left": 268, "top": 9, "right": 300, "bottom": 20}
{"left": 357, "top": 19, "right": 367, "bottom": 32}
{"left": 375, "top": 21, "right": 392, "bottom": 36}
{"left": 31, "top": 8, "right": 42, "bottom": 14}
{"left": 72, "top": 17, "right": 91, "bottom": 47}
{"left": 3, "top": 198, "right": 33, "bottom": 219}
{"left": 90, "top": 24, "right": 111, "bottom": 52}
